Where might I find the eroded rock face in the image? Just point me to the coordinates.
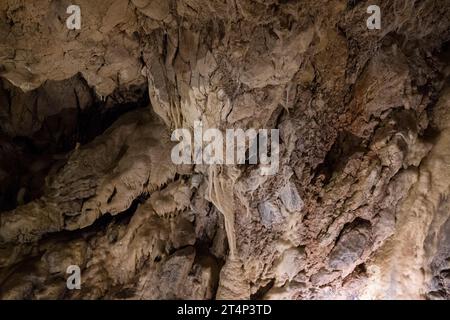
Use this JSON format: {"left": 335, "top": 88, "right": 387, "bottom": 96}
{"left": 0, "top": 0, "right": 449, "bottom": 300}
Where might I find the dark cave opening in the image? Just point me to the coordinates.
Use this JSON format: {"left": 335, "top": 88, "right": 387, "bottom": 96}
{"left": 0, "top": 74, "right": 149, "bottom": 212}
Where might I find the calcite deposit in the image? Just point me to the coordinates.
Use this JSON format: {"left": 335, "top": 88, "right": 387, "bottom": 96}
{"left": 0, "top": 0, "right": 449, "bottom": 300}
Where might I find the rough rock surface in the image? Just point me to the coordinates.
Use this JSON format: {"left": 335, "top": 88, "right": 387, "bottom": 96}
{"left": 0, "top": 0, "right": 449, "bottom": 299}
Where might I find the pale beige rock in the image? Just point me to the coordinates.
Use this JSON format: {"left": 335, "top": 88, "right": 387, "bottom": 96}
{"left": 0, "top": 0, "right": 449, "bottom": 301}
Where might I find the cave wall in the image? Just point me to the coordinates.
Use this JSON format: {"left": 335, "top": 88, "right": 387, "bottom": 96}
{"left": 0, "top": 0, "right": 449, "bottom": 299}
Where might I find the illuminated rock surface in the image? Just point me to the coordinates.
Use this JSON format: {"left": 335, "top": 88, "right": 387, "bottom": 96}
{"left": 0, "top": 0, "right": 449, "bottom": 299}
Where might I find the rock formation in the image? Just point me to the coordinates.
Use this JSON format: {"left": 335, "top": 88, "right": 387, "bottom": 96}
{"left": 0, "top": 0, "right": 449, "bottom": 299}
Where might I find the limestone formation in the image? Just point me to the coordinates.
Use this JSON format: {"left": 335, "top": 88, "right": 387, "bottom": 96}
{"left": 0, "top": 0, "right": 449, "bottom": 300}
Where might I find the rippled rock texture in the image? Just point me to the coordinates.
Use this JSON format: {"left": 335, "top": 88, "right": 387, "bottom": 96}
{"left": 0, "top": 0, "right": 449, "bottom": 299}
